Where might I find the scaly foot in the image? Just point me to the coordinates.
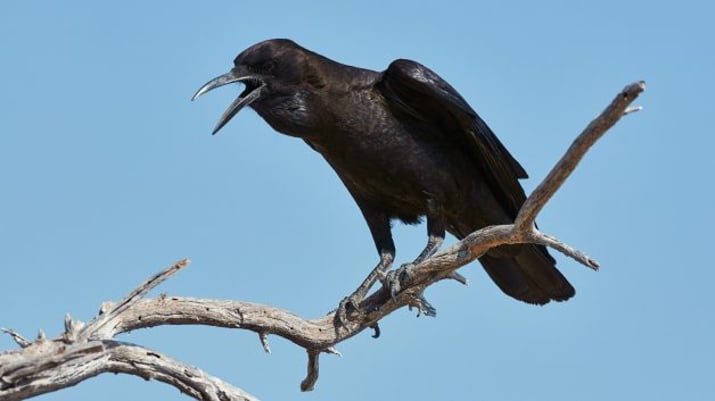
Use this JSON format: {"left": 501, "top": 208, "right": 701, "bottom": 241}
{"left": 382, "top": 262, "right": 416, "bottom": 299}
{"left": 336, "top": 291, "right": 366, "bottom": 325}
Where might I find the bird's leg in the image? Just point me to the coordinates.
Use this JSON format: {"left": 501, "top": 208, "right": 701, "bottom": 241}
{"left": 414, "top": 198, "right": 446, "bottom": 264}
{"left": 337, "top": 205, "right": 395, "bottom": 324}
{"left": 337, "top": 250, "right": 394, "bottom": 324}
{"left": 385, "top": 202, "right": 445, "bottom": 298}
{"left": 412, "top": 231, "right": 445, "bottom": 264}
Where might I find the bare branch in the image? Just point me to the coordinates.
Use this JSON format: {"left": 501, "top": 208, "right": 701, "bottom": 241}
{"left": 301, "top": 350, "right": 320, "bottom": 392}
{"left": 0, "top": 81, "right": 645, "bottom": 400}
{"left": 81, "top": 259, "right": 190, "bottom": 340}
{"left": 526, "top": 230, "right": 599, "bottom": 270}
{"left": 0, "top": 260, "right": 258, "bottom": 401}
{"left": 515, "top": 81, "right": 646, "bottom": 232}
{"left": 0, "top": 340, "right": 258, "bottom": 401}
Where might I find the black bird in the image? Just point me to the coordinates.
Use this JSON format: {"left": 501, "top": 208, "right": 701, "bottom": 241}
{"left": 193, "top": 39, "right": 575, "bottom": 316}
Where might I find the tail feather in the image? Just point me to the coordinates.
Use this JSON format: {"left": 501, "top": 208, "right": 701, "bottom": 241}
{"left": 479, "top": 244, "right": 575, "bottom": 304}
{"left": 449, "top": 197, "right": 575, "bottom": 304}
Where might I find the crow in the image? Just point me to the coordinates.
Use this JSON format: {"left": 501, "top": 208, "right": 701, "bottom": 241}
{"left": 192, "top": 39, "right": 574, "bottom": 318}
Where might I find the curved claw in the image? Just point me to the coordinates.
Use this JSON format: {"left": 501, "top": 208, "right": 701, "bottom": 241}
{"left": 410, "top": 295, "right": 437, "bottom": 317}
{"left": 370, "top": 323, "right": 381, "bottom": 339}
{"left": 382, "top": 270, "right": 400, "bottom": 300}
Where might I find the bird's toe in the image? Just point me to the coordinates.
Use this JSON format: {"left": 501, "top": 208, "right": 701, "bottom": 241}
{"left": 336, "top": 293, "right": 364, "bottom": 325}
{"left": 382, "top": 263, "right": 416, "bottom": 299}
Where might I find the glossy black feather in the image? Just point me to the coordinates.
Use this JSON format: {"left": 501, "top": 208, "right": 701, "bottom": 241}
{"left": 200, "top": 39, "right": 575, "bottom": 304}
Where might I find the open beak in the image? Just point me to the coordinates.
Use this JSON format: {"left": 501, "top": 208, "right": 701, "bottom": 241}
{"left": 192, "top": 69, "right": 265, "bottom": 135}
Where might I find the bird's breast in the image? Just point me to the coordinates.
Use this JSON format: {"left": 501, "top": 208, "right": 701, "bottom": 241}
{"left": 298, "top": 89, "right": 468, "bottom": 219}
{"left": 318, "top": 115, "right": 456, "bottom": 216}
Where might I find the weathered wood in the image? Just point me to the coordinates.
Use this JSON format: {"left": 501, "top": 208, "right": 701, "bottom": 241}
{"left": 0, "top": 81, "right": 645, "bottom": 401}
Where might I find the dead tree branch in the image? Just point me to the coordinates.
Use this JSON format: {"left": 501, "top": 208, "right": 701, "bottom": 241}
{"left": 0, "top": 81, "right": 645, "bottom": 400}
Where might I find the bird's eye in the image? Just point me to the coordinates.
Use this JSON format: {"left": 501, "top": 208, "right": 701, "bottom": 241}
{"left": 263, "top": 60, "right": 276, "bottom": 73}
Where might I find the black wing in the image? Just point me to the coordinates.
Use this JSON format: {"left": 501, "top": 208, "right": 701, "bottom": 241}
{"left": 378, "top": 59, "right": 528, "bottom": 217}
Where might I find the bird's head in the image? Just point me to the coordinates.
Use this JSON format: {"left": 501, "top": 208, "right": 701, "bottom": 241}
{"left": 192, "top": 39, "right": 316, "bottom": 135}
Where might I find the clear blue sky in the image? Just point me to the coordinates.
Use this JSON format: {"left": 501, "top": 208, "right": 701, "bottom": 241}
{"left": 2, "top": 1, "right": 713, "bottom": 400}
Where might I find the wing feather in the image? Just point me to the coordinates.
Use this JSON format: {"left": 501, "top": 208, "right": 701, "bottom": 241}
{"left": 378, "top": 59, "right": 528, "bottom": 216}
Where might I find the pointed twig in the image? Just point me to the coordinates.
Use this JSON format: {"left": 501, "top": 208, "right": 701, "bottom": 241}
{"left": 80, "top": 259, "right": 190, "bottom": 340}
{"left": 1, "top": 329, "right": 31, "bottom": 348}
{"left": 527, "top": 230, "right": 599, "bottom": 270}
{"left": 515, "top": 81, "right": 646, "bottom": 232}
{"left": 0, "top": 340, "right": 259, "bottom": 401}
{"left": 259, "top": 332, "right": 271, "bottom": 353}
